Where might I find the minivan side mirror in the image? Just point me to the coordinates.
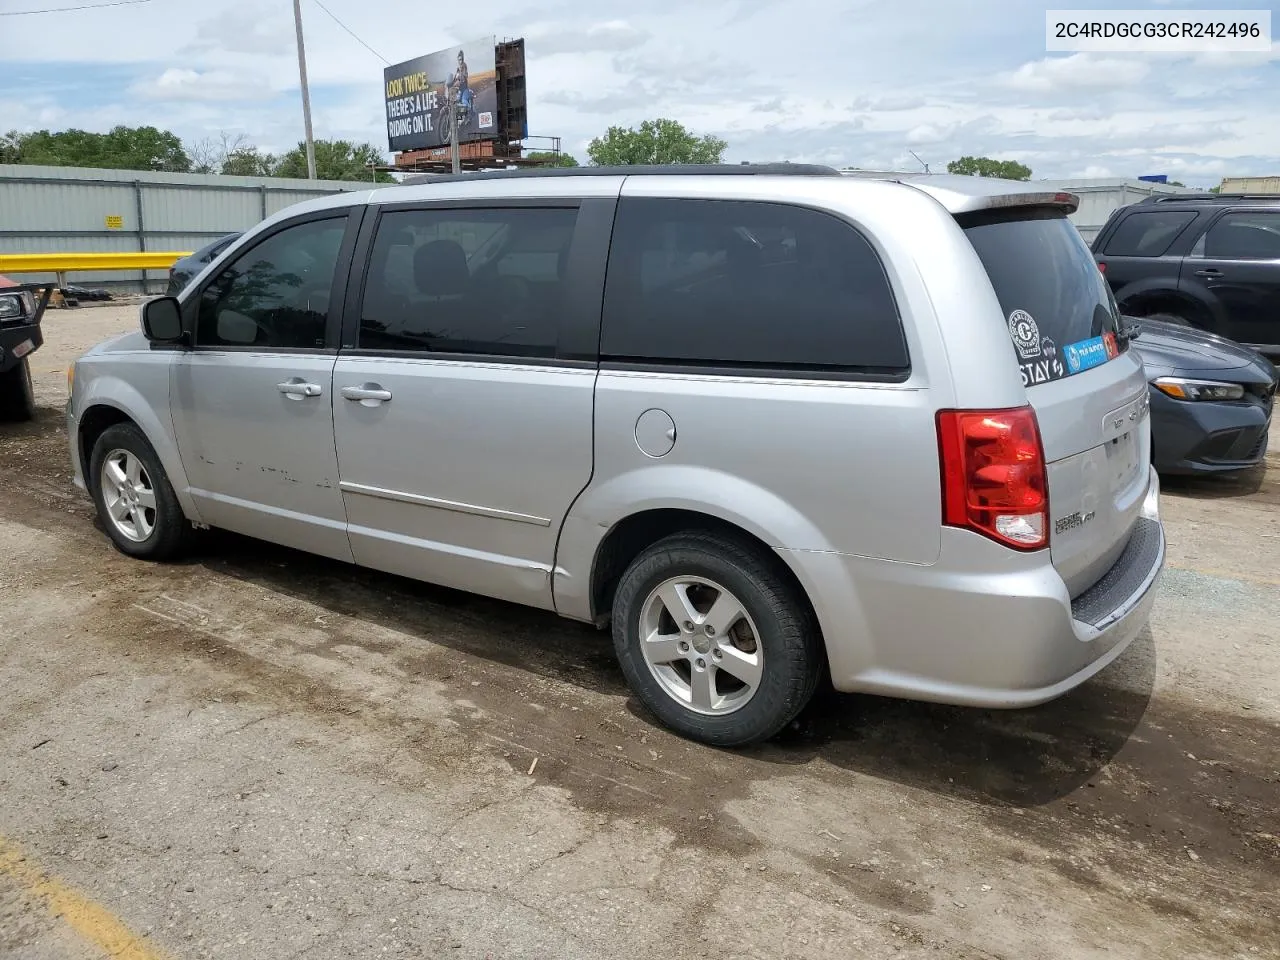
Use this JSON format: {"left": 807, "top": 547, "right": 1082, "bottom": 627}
{"left": 141, "top": 296, "right": 187, "bottom": 345}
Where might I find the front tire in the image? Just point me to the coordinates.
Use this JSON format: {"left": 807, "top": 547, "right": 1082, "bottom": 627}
{"left": 0, "top": 357, "right": 35, "bottom": 423}
{"left": 612, "top": 531, "right": 822, "bottom": 747}
{"left": 89, "top": 423, "right": 193, "bottom": 561}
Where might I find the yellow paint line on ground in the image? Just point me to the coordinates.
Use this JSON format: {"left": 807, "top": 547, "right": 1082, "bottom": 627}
{"left": 0, "top": 835, "right": 170, "bottom": 960}
{"left": 1165, "top": 563, "right": 1280, "bottom": 589}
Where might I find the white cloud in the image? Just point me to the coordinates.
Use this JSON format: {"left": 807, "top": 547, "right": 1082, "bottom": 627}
{"left": 1191, "top": 41, "right": 1280, "bottom": 70}
{"left": 184, "top": 5, "right": 295, "bottom": 57}
{"left": 133, "top": 68, "right": 275, "bottom": 103}
{"left": 1003, "top": 54, "right": 1151, "bottom": 92}
{"left": 526, "top": 20, "right": 649, "bottom": 55}
{"left": 1048, "top": 106, "right": 1107, "bottom": 122}
{"left": 906, "top": 124, "right": 951, "bottom": 145}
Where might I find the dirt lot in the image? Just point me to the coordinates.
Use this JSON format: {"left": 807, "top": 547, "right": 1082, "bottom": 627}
{"left": 2, "top": 303, "right": 1278, "bottom": 960}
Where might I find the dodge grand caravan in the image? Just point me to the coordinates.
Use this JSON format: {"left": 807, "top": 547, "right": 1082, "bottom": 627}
{"left": 66, "top": 165, "right": 1165, "bottom": 747}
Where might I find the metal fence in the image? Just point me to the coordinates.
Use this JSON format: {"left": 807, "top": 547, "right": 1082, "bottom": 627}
{"left": 0, "top": 164, "right": 369, "bottom": 293}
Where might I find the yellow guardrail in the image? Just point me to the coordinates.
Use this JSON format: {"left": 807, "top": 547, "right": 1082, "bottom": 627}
{"left": 0, "top": 252, "right": 193, "bottom": 273}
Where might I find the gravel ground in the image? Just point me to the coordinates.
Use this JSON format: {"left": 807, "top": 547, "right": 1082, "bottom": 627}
{"left": 1, "top": 303, "right": 1278, "bottom": 960}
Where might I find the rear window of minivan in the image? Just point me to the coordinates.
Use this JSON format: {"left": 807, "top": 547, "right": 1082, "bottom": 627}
{"left": 960, "top": 208, "right": 1126, "bottom": 388}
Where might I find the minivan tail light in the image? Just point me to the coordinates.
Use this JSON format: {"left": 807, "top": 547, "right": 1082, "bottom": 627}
{"left": 936, "top": 407, "right": 1049, "bottom": 551}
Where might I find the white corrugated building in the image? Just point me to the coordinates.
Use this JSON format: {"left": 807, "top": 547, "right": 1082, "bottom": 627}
{"left": 0, "top": 164, "right": 369, "bottom": 292}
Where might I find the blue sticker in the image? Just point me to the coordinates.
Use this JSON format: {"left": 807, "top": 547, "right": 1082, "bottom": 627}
{"left": 1063, "top": 336, "right": 1110, "bottom": 374}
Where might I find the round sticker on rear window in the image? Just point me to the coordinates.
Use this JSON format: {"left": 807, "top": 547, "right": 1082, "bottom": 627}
{"left": 1008, "top": 309, "right": 1041, "bottom": 360}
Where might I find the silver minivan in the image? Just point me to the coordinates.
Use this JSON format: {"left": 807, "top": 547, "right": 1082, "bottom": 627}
{"left": 67, "top": 166, "right": 1164, "bottom": 746}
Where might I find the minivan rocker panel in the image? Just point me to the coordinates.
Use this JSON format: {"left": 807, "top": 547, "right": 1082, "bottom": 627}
{"left": 67, "top": 166, "right": 1164, "bottom": 747}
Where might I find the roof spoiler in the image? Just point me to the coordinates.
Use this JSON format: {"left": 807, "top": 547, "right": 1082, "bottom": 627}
{"left": 977, "top": 191, "right": 1080, "bottom": 214}
{"left": 868, "top": 175, "right": 1081, "bottom": 215}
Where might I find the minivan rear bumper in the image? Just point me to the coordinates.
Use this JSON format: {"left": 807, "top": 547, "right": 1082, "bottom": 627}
{"left": 784, "top": 466, "right": 1164, "bottom": 708}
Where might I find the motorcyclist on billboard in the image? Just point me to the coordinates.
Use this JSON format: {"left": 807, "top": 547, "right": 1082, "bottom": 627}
{"left": 447, "top": 50, "right": 472, "bottom": 115}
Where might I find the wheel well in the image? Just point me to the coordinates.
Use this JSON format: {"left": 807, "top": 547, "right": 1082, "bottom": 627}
{"left": 77, "top": 405, "right": 134, "bottom": 489}
{"left": 588, "top": 509, "right": 819, "bottom": 631}
{"left": 1121, "top": 291, "right": 1208, "bottom": 327}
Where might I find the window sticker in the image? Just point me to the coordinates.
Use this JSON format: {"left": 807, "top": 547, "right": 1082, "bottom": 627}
{"left": 1063, "top": 333, "right": 1119, "bottom": 375}
{"left": 1008, "top": 309, "right": 1041, "bottom": 360}
{"left": 1009, "top": 310, "right": 1067, "bottom": 387}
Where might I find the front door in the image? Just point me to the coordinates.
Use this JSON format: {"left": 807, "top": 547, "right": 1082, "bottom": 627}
{"left": 331, "top": 202, "right": 601, "bottom": 609}
{"left": 170, "top": 212, "right": 358, "bottom": 561}
{"left": 1181, "top": 209, "right": 1280, "bottom": 347}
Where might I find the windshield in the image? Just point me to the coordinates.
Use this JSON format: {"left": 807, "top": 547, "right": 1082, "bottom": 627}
{"left": 961, "top": 208, "right": 1125, "bottom": 388}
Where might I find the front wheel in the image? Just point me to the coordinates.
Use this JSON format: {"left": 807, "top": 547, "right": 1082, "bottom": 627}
{"left": 0, "top": 357, "right": 35, "bottom": 423}
{"left": 89, "top": 423, "right": 193, "bottom": 561}
{"left": 611, "top": 531, "right": 822, "bottom": 747}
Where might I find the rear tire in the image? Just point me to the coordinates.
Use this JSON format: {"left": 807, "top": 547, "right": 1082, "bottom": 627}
{"left": 611, "top": 530, "right": 822, "bottom": 747}
{"left": 0, "top": 357, "right": 35, "bottom": 423}
{"left": 89, "top": 423, "right": 193, "bottom": 561}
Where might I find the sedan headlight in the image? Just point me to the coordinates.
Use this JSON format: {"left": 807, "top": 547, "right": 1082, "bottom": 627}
{"left": 1152, "top": 377, "right": 1246, "bottom": 402}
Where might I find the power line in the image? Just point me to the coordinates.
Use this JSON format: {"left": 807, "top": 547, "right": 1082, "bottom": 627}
{"left": 310, "top": 0, "right": 389, "bottom": 64}
{"left": 1, "top": 0, "right": 152, "bottom": 15}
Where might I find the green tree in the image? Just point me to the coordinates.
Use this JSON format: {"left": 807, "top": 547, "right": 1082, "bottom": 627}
{"left": 587, "top": 119, "right": 727, "bottom": 166}
{"left": 7, "top": 126, "right": 190, "bottom": 171}
{"left": 274, "top": 139, "right": 395, "bottom": 182}
{"left": 526, "top": 150, "right": 579, "bottom": 168}
{"left": 222, "top": 147, "right": 278, "bottom": 177}
{"left": 1209, "top": 185, "right": 1221, "bottom": 194}
{"left": 188, "top": 132, "right": 258, "bottom": 174}
{"left": 0, "top": 130, "right": 22, "bottom": 164}
{"left": 946, "top": 156, "right": 1032, "bottom": 180}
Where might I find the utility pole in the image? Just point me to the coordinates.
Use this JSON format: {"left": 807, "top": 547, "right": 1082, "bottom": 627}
{"left": 292, "top": 0, "right": 317, "bottom": 180}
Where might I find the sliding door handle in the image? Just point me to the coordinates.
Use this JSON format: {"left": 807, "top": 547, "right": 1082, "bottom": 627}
{"left": 341, "top": 384, "right": 393, "bottom": 404}
{"left": 277, "top": 379, "right": 322, "bottom": 399}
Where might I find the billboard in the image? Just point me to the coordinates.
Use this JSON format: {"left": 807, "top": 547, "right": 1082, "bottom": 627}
{"left": 384, "top": 38, "right": 498, "bottom": 152}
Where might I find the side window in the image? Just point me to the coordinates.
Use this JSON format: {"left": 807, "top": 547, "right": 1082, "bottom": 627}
{"left": 358, "top": 206, "right": 578, "bottom": 358}
{"left": 1202, "top": 212, "right": 1280, "bottom": 260}
{"left": 196, "top": 218, "right": 347, "bottom": 349}
{"left": 601, "top": 198, "right": 908, "bottom": 373}
{"left": 1103, "top": 211, "right": 1197, "bottom": 257}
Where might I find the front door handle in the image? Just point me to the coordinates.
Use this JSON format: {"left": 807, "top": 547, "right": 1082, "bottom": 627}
{"left": 277, "top": 378, "right": 322, "bottom": 399}
{"left": 341, "top": 383, "right": 393, "bottom": 405}
{"left": 1194, "top": 268, "right": 1223, "bottom": 277}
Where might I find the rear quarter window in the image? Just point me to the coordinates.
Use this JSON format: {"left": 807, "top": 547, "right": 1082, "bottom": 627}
{"left": 961, "top": 208, "right": 1125, "bottom": 388}
{"left": 1103, "top": 210, "right": 1198, "bottom": 257}
{"left": 601, "top": 198, "right": 908, "bottom": 377}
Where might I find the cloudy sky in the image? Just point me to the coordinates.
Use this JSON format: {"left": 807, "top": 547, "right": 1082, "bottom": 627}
{"left": 2, "top": 0, "right": 1278, "bottom": 186}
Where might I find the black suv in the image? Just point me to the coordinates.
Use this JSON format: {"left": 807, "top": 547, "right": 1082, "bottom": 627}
{"left": 1092, "top": 194, "right": 1280, "bottom": 357}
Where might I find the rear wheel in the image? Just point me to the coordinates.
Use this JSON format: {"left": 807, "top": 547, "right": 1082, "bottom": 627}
{"left": 611, "top": 530, "right": 822, "bottom": 747}
{"left": 89, "top": 423, "right": 193, "bottom": 561}
{"left": 436, "top": 105, "right": 454, "bottom": 144}
{"left": 0, "top": 357, "right": 35, "bottom": 423}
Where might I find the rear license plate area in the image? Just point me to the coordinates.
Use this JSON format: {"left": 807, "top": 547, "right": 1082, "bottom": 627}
{"left": 1107, "top": 430, "right": 1139, "bottom": 488}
